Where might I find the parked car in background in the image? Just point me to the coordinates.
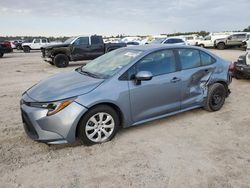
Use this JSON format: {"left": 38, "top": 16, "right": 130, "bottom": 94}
{"left": 126, "top": 41, "right": 140, "bottom": 46}
{"left": 233, "top": 51, "right": 250, "bottom": 79}
{"left": 41, "top": 35, "right": 126, "bottom": 68}
{"left": 151, "top": 36, "right": 187, "bottom": 45}
{"left": 214, "top": 33, "right": 247, "bottom": 50}
{"left": 242, "top": 33, "right": 250, "bottom": 50}
{"left": 197, "top": 34, "right": 229, "bottom": 48}
{"left": 22, "top": 38, "right": 50, "bottom": 53}
{"left": 104, "top": 38, "right": 121, "bottom": 43}
{"left": 14, "top": 40, "right": 25, "bottom": 50}
{"left": 21, "top": 45, "right": 231, "bottom": 145}
{"left": 0, "top": 41, "right": 13, "bottom": 57}
{"left": 184, "top": 35, "right": 203, "bottom": 46}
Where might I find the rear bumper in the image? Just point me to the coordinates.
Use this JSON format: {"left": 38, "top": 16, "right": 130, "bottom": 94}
{"left": 20, "top": 95, "right": 88, "bottom": 144}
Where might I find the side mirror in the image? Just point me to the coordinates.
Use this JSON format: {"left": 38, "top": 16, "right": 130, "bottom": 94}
{"left": 135, "top": 71, "right": 153, "bottom": 85}
{"left": 228, "top": 37, "right": 232, "bottom": 40}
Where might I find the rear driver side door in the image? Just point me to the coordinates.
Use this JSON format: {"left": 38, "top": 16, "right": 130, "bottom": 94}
{"left": 177, "top": 48, "right": 216, "bottom": 109}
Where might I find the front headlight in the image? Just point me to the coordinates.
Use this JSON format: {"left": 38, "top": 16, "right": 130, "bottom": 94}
{"left": 29, "top": 97, "right": 76, "bottom": 116}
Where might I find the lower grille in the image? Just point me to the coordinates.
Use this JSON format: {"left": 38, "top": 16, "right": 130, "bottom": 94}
{"left": 21, "top": 110, "right": 38, "bottom": 139}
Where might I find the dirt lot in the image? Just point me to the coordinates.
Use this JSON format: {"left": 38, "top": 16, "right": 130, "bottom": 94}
{"left": 0, "top": 49, "right": 250, "bottom": 188}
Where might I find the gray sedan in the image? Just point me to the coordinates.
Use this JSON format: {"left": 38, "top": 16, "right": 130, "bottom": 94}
{"left": 20, "top": 45, "right": 232, "bottom": 145}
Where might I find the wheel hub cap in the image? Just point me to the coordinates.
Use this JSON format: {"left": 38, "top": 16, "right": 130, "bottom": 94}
{"left": 85, "top": 112, "right": 115, "bottom": 143}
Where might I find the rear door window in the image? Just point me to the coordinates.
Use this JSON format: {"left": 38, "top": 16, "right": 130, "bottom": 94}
{"left": 200, "top": 51, "right": 216, "bottom": 66}
{"left": 178, "top": 49, "right": 201, "bottom": 70}
{"left": 91, "top": 36, "right": 102, "bottom": 45}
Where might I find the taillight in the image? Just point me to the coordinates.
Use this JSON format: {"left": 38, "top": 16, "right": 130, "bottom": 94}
{"left": 229, "top": 62, "right": 234, "bottom": 71}
{"left": 3, "top": 41, "right": 11, "bottom": 48}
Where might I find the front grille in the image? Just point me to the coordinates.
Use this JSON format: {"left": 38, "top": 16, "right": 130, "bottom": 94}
{"left": 21, "top": 110, "right": 38, "bottom": 139}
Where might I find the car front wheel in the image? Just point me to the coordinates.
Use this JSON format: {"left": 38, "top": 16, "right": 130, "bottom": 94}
{"left": 23, "top": 46, "right": 30, "bottom": 53}
{"left": 53, "top": 54, "right": 69, "bottom": 68}
{"left": 77, "top": 105, "right": 120, "bottom": 145}
{"left": 204, "top": 83, "right": 226, "bottom": 112}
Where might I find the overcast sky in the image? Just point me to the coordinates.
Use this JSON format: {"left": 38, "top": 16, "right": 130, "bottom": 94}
{"left": 0, "top": 0, "right": 249, "bottom": 37}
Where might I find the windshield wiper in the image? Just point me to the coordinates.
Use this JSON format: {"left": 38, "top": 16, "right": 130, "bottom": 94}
{"left": 76, "top": 68, "right": 100, "bottom": 78}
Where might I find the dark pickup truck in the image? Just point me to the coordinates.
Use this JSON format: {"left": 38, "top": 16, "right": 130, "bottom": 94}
{"left": 0, "top": 41, "right": 13, "bottom": 58}
{"left": 41, "top": 35, "right": 126, "bottom": 67}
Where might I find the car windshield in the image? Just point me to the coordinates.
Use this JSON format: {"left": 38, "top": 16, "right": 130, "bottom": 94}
{"left": 80, "top": 49, "right": 142, "bottom": 78}
{"left": 64, "top": 37, "right": 76, "bottom": 44}
{"left": 151, "top": 38, "right": 166, "bottom": 44}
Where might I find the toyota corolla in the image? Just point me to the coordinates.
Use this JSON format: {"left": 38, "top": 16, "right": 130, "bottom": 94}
{"left": 20, "top": 45, "right": 232, "bottom": 145}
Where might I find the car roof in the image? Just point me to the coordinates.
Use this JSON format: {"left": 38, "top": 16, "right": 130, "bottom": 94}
{"left": 125, "top": 44, "right": 199, "bottom": 52}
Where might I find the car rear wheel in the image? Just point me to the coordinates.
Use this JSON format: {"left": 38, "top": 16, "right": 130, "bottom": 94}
{"left": 0, "top": 53, "right": 3, "bottom": 58}
{"left": 217, "top": 43, "right": 225, "bottom": 50}
{"left": 53, "top": 54, "right": 69, "bottom": 68}
{"left": 204, "top": 83, "right": 226, "bottom": 112}
{"left": 23, "top": 46, "right": 31, "bottom": 53}
{"left": 199, "top": 44, "right": 205, "bottom": 48}
{"left": 77, "top": 105, "right": 120, "bottom": 146}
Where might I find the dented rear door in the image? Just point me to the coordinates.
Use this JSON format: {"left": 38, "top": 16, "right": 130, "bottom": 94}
{"left": 176, "top": 48, "right": 215, "bottom": 109}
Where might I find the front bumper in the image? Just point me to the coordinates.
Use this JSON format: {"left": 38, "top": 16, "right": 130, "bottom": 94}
{"left": 20, "top": 94, "right": 88, "bottom": 144}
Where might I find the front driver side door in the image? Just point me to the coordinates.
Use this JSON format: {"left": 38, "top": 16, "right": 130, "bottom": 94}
{"left": 128, "top": 49, "right": 181, "bottom": 123}
{"left": 71, "top": 37, "right": 90, "bottom": 60}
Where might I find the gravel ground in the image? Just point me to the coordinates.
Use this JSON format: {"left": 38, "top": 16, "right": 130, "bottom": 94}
{"left": 0, "top": 49, "right": 250, "bottom": 188}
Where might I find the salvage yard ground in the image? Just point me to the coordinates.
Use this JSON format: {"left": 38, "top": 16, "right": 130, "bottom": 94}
{"left": 0, "top": 49, "right": 250, "bottom": 188}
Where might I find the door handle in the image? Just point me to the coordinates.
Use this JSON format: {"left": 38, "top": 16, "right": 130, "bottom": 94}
{"left": 171, "top": 77, "right": 181, "bottom": 83}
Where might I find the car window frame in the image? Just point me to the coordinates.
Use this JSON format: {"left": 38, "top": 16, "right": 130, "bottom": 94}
{"left": 199, "top": 50, "right": 216, "bottom": 66}
{"left": 75, "top": 37, "right": 90, "bottom": 46}
{"left": 176, "top": 48, "right": 216, "bottom": 70}
{"left": 119, "top": 49, "right": 179, "bottom": 80}
{"left": 176, "top": 48, "right": 202, "bottom": 70}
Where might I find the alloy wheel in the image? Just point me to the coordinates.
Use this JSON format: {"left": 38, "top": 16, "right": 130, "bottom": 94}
{"left": 85, "top": 112, "right": 115, "bottom": 143}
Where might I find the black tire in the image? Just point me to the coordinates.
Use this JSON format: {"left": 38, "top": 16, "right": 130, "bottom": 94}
{"left": 53, "top": 54, "right": 69, "bottom": 68}
{"left": 16, "top": 45, "right": 22, "bottom": 50}
{"left": 77, "top": 105, "right": 120, "bottom": 146}
{"left": 204, "top": 83, "right": 226, "bottom": 112}
{"left": 0, "top": 53, "right": 3, "bottom": 58}
{"left": 23, "top": 46, "right": 30, "bottom": 53}
{"left": 217, "top": 42, "right": 225, "bottom": 50}
{"left": 234, "top": 71, "right": 242, "bottom": 79}
{"left": 199, "top": 44, "right": 205, "bottom": 48}
{"left": 48, "top": 61, "right": 54, "bottom": 65}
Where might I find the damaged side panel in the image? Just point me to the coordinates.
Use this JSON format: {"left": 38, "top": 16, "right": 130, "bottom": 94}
{"left": 180, "top": 66, "right": 215, "bottom": 109}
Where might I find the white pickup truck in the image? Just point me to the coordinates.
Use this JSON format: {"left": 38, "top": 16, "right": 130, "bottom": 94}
{"left": 197, "top": 34, "right": 230, "bottom": 48}
{"left": 22, "top": 39, "right": 51, "bottom": 53}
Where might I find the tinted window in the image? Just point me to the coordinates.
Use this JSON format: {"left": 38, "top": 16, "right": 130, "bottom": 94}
{"left": 200, "top": 51, "right": 215, "bottom": 66}
{"left": 91, "top": 36, "right": 102, "bottom": 45}
{"left": 74, "top": 37, "right": 89, "bottom": 45}
{"left": 34, "top": 39, "right": 40, "bottom": 43}
{"left": 165, "top": 39, "right": 183, "bottom": 44}
{"left": 41, "top": 39, "right": 47, "bottom": 43}
{"left": 136, "top": 50, "right": 176, "bottom": 76}
{"left": 178, "top": 49, "right": 201, "bottom": 70}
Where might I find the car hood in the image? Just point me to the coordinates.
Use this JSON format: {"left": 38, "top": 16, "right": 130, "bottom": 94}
{"left": 43, "top": 43, "right": 70, "bottom": 49}
{"left": 26, "top": 70, "right": 104, "bottom": 102}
